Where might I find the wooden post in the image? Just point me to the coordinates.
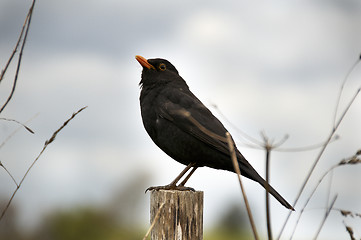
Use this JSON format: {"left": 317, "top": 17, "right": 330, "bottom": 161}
{"left": 150, "top": 190, "right": 203, "bottom": 240}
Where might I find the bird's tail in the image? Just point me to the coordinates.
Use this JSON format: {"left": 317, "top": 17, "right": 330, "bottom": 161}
{"left": 235, "top": 154, "right": 294, "bottom": 210}
{"left": 259, "top": 179, "right": 294, "bottom": 211}
{"left": 245, "top": 170, "right": 294, "bottom": 210}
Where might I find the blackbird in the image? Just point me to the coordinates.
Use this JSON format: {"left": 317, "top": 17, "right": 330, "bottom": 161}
{"left": 136, "top": 55, "right": 294, "bottom": 210}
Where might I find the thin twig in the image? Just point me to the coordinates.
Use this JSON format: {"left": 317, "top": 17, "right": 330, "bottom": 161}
{"left": 275, "top": 135, "right": 339, "bottom": 152}
{"left": 226, "top": 132, "right": 259, "bottom": 240}
{"left": 213, "top": 101, "right": 341, "bottom": 155}
{"left": 261, "top": 133, "right": 273, "bottom": 240}
{"left": 143, "top": 202, "right": 165, "bottom": 240}
{"left": 265, "top": 147, "right": 272, "bottom": 240}
{"left": 289, "top": 151, "right": 361, "bottom": 239}
{"left": 0, "top": 118, "right": 34, "bottom": 134}
{"left": 0, "top": 106, "right": 87, "bottom": 222}
{"left": 0, "top": 161, "right": 19, "bottom": 186}
{"left": 277, "top": 83, "right": 361, "bottom": 240}
{"left": 177, "top": 108, "right": 259, "bottom": 238}
{"left": 0, "top": 0, "right": 36, "bottom": 113}
{"left": 0, "top": 9, "right": 30, "bottom": 84}
{"left": 325, "top": 168, "right": 334, "bottom": 220}
{"left": 313, "top": 194, "right": 338, "bottom": 240}
{"left": 260, "top": 132, "right": 289, "bottom": 240}
{"left": 212, "top": 104, "right": 265, "bottom": 146}
{"left": 0, "top": 113, "right": 39, "bottom": 149}
{"left": 333, "top": 56, "right": 361, "bottom": 128}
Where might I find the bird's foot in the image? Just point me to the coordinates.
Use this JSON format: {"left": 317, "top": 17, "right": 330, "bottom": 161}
{"left": 145, "top": 184, "right": 195, "bottom": 193}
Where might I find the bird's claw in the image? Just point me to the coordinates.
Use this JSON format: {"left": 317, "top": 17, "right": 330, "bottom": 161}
{"left": 145, "top": 184, "right": 195, "bottom": 193}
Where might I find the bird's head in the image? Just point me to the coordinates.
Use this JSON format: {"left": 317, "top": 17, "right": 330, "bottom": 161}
{"left": 135, "top": 55, "right": 180, "bottom": 87}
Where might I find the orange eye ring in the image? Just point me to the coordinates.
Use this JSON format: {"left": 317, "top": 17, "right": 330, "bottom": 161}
{"left": 159, "top": 63, "right": 166, "bottom": 71}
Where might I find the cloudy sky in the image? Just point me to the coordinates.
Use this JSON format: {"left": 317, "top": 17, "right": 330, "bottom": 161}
{"left": 1, "top": 0, "right": 361, "bottom": 239}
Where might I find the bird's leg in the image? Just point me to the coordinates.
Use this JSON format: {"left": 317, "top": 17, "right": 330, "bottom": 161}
{"left": 169, "top": 163, "right": 196, "bottom": 186}
{"left": 146, "top": 163, "right": 196, "bottom": 192}
{"left": 178, "top": 166, "right": 198, "bottom": 187}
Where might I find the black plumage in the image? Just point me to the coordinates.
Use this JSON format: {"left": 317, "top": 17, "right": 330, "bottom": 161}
{"left": 136, "top": 55, "right": 293, "bottom": 210}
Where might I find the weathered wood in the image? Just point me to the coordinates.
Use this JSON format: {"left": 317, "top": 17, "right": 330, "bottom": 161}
{"left": 150, "top": 190, "right": 203, "bottom": 240}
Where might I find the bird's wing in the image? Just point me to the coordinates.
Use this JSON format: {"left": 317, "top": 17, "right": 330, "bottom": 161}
{"left": 158, "top": 89, "right": 295, "bottom": 210}
{"left": 158, "top": 89, "right": 232, "bottom": 157}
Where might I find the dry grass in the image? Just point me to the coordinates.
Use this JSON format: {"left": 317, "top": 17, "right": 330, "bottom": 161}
{"left": 0, "top": 0, "right": 88, "bottom": 224}
{"left": 0, "top": 106, "right": 87, "bottom": 221}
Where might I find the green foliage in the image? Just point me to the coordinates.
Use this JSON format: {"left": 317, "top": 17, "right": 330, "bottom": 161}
{"left": 205, "top": 228, "right": 251, "bottom": 240}
{"left": 37, "top": 208, "right": 112, "bottom": 240}
{"left": 31, "top": 207, "right": 144, "bottom": 240}
{"left": 204, "top": 202, "right": 251, "bottom": 240}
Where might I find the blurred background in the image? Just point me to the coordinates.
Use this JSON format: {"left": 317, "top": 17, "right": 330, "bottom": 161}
{"left": 1, "top": 0, "right": 361, "bottom": 239}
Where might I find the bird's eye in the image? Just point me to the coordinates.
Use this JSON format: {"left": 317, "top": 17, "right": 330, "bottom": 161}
{"left": 159, "top": 63, "right": 166, "bottom": 71}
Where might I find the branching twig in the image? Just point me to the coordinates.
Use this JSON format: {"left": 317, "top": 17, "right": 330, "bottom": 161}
{"left": 0, "top": 106, "right": 87, "bottom": 222}
{"left": 211, "top": 103, "right": 265, "bottom": 147}
{"left": 212, "top": 103, "right": 336, "bottom": 154}
{"left": 277, "top": 59, "right": 361, "bottom": 240}
{"left": 275, "top": 135, "right": 339, "bottom": 152}
{"left": 0, "top": 161, "right": 19, "bottom": 186}
{"left": 261, "top": 133, "right": 273, "bottom": 240}
{"left": 0, "top": 0, "right": 36, "bottom": 113}
{"left": 260, "top": 132, "right": 289, "bottom": 240}
{"left": 0, "top": 6, "right": 31, "bottom": 84}
{"left": 288, "top": 150, "right": 361, "bottom": 239}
